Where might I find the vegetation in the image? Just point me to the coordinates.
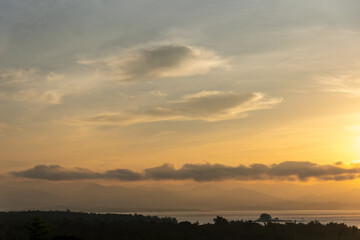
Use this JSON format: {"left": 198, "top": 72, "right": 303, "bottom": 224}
{"left": 0, "top": 211, "right": 359, "bottom": 240}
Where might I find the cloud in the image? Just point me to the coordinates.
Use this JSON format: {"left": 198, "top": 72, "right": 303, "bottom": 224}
{"left": 46, "top": 72, "right": 64, "bottom": 82}
{"left": 11, "top": 161, "right": 360, "bottom": 182}
{"left": 0, "top": 89, "right": 62, "bottom": 104}
{"left": 78, "top": 91, "right": 282, "bottom": 125}
{"left": 0, "top": 68, "right": 38, "bottom": 84}
{"left": 144, "top": 162, "right": 357, "bottom": 181}
{"left": 11, "top": 165, "right": 142, "bottom": 181}
{"left": 143, "top": 91, "right": 281, "bottom": 121}
{"left": 11, "top": 165, "right": 101, "bottom": 181}
{"left": 320, "top": 71, "right": 360, "bottom": 96}
{"left": 104, "top": 169, "right": 142, "bottom": 181}
{"left": 150, "top": 91, "right": 168, "bottom": 97}
{"left": 0, "top": 68, "right": 65, "bottom": 104}
{"left": 78, "top": 44, "right": 226, "bottom": 81}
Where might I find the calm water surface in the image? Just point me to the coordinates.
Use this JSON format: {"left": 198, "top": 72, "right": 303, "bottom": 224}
{"left": 122, "top": 210, "right": 360, "bottom": 227}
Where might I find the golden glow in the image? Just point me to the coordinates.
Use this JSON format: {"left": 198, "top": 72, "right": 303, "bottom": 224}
{"left": 355, "top": 137, "right": 360, "bottom": 156}
{"left": 1, "top": 0, "right": 360, "bottom": 188}
{"left": 351, "top": 159, "right": 360, "bottom": 164}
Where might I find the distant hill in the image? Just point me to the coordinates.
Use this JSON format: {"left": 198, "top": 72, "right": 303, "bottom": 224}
{"left": 1, "top": 181, "right": 360, "bottom": 211}
{"left": 0, "top": 185, "right": 64, "bottom": 210}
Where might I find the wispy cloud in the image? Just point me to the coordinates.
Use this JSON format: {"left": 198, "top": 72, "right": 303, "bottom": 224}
{"left": 0, "top": 68, "right": 64, "bottom": 104}
{"left": 0, "top": 68, "right": 38, "bottom": 84}
{"left": 0, "top": 90, "right": 62, "bottom": 104}
{"left": 78, "top": 44, "right": 227, "bottom": 81}
{"left": 150, "top": 91, "right": 168, "bottom": 97}
{"left": 11, "top": 161, "right": 360, "bottom": 182}
{"left": 73, "top": 91, "right": 282, "bottom": 125}
{"left": 320, "top": 70, "right": 360, "bottom": 96}
{"left": 46, "top": 72, "right": 64, "bottom": 83}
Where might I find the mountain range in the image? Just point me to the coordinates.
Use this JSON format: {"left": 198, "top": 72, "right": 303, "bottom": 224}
{"left": 2, "top": 181, "right": 360, "bottom": 212}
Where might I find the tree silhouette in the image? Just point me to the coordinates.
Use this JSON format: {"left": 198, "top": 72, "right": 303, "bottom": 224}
{"left": 1, "top": 211, "right": 360, "bottom": 240}
{"left": 213, "top": 216, "right": 229, "bottom": 225}
{"left": 52, "top": 235, "right": 82, "bottom": 240}
{"left": 27, "top": 217, "right": 51, "bottom": 240}
{"left": 258, "top": 213, "right": 272, "bottom": 222}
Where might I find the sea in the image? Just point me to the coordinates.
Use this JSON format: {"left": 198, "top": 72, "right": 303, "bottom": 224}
{"left": 122, "top": 210, "right": 360, "bottom": 227}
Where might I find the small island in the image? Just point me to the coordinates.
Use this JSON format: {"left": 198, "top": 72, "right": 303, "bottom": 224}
{"left": 256, "top": 213, "right": 295, "bottom": 224}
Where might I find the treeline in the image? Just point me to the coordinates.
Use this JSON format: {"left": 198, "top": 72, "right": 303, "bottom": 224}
{"left": 0, "top": 211, "right": 359, "bottom": 240}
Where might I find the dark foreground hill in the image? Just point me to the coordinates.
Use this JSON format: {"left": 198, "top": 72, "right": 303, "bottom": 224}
{"left": 0, "top": 211, "right": 359, "bottom": 240}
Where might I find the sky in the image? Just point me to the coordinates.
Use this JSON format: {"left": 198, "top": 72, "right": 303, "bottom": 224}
{"left": 2, "top": 0, "right": 360, "bottom": 187}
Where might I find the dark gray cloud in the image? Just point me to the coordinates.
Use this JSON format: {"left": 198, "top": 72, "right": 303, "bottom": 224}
{"left": 11, "top": 165, "right": 101, "bottom": 181}
{"left": 11, "top": 165, "right": 141, "bottom": 181}
{"left": 121, "top": 45, "right": 193, "bottom": 80}
{"left": 11, "top": 161, "right": 360, "bottom": 182}
{"left": 78, "top": 44, "right": 225, "bottom": 81}
{"left": 266, "top": 161, "right": 359, "bottom": 181}
{"left": 104, "top": 169, "right": 142, "bottom": 181}
{"left": 144, "top": 162, "right": 360, "bottom": 182}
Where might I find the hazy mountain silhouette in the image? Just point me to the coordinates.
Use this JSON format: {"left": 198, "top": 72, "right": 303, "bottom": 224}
{"left": 0, "top": 185, "right": 64, "bottom": 210}
{"left": 176, "top": 185, "right": 283, "bottom": 209}
{"left": 2, "top": 181, "right": 360, "bottom": 211}
{"left": 71, "top": 183, "right": 193, "bottom": 209}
